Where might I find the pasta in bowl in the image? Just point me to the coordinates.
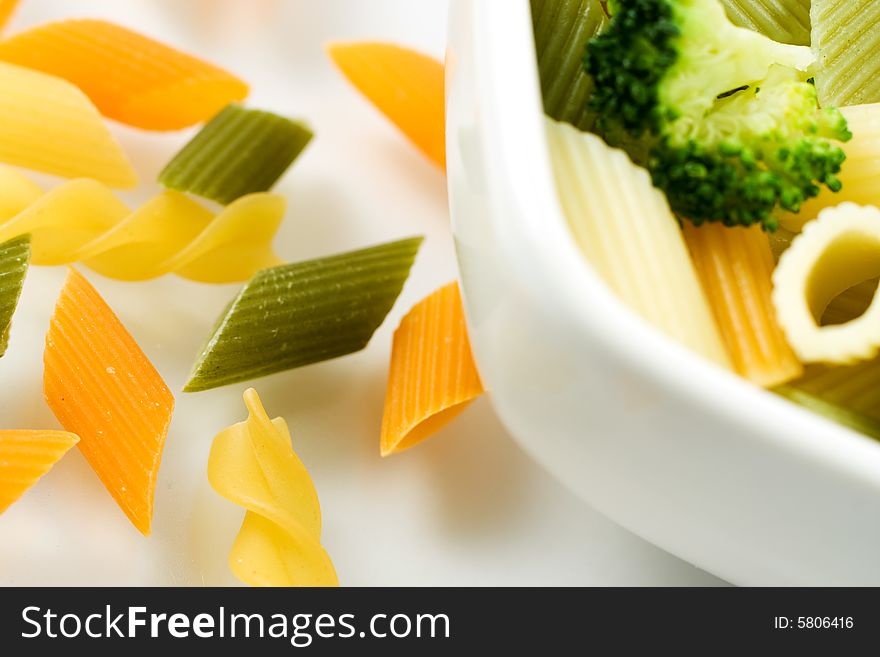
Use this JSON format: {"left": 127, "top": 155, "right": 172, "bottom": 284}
{"left": 446, "top": 0, "right": 880, "bottom": 584}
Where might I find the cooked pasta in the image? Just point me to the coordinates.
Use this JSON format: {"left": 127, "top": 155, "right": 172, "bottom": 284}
{"left": 0, "top": 235, "right": 31, "bottom": 356}
{"left": 720, "top": 0, "right": 810, "bottom": 45}
{"left": 683, "top": 223, "right": 802, "bottom": 386}
{"left": 789, "top": 361, "right": 880, "bottom": 423}
{"left": 0, "top": 166, "right": 284, "bottom": 282}
{"left": 43, "top": 268, "right": 174, "bottom": 535}
{"left": 0, "top": 19, "right": 249, "bottom": 130}
{"left": 546, "top": 118, "right": 731, "bottom": 368}
{"left": 531, "top": 0, "right": 608, "bottom": 130}
{"left": 775, "top": 385, "right": 880, "bottom": 439}
{"left": 0, "top": 430, "right": 79, "bottom": 515}
{"left": 208, "top": 388, "right": 338, "bottom": 587}
{"left": 773, "top": 203, "right": 880, "bottom": 364}
{"left": 0, "top": 62, "right": 137, "bottom": 188}
{"left": 812, "top": 1, "right": 880, "bottom": 108}
{"left": 185, "top": 237, "right": 423, "bottom": 392}
{"left": 159, "top": 104, "right": 313, "bottom": 205}
{"left": 327, "top": 42, "right": 445, "bottom": 169}
{"left": 380, "top": 282, "right": 484, "bottom": 456}
{"left": 782, "top": 105, "right": 880, "bottom": 231}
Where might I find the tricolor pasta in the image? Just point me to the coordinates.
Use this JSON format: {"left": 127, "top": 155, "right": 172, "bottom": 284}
{"left": 0, "top": 62, "right": 137, "bottom": 187}
{"left": 380, "top": 282, "right": 484, "bottom": 456}
{"left": 43, "top": 269, "right": 175, "bottom": 536}
{"left": 0, "top": 19, "right": 249, "bottom": 130}
{"left": 0, "top": 0, "right": 18, "bottom": 32}
{"left": 720, "top": 0, "right": 810, "bottom": 45}
{"left": 812, "top": 1, "right": 880, "bottom": 108}
{"left": 545, "top": 118, "right": 731, "bottom": 369}
{"left": 0, "top": 166, "right": 284, "bottom": 283}
{"left": 683, "top": 223, "right": 802, "bottom": 387}
{"left": 208, "top": 388, "right": 338, "bottom": 587}
{"left": 783, "top": 105, "right": 880, "bottom": 231}
{"left": 0, "top": 430, "right": 79, "bottom": 515}
{"left": 328, "top": 42, "right": 445, "bottom": 169}
{"left": 773, "top": 203, "right": 880, "bottom": 365}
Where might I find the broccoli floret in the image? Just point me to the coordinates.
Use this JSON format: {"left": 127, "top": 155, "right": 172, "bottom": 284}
{"left": 584, "top": 0, "right": 851, "bottom": 230}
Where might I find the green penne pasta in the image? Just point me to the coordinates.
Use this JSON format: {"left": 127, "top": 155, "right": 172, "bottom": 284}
{"left": 719, "top": 0, "right": 810, "bottom": 46}
{"left": 775, "top": 385, "right": 880, "bottom": 441}
{"left": 0, "top": 234, "right": 30, "bottom": 356}
{"left": 530, "top": 0, "right": 608, "bottom": 131}
{"left": 184, "top": 237, "right": 423, "bottom": 392}
{"left": 158, "top": 103, "right": 313, "bottom": 205}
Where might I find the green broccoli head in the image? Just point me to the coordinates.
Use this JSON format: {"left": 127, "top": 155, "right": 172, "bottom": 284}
{"left": 584, "top": 0, "right": 851, "bottom": 230}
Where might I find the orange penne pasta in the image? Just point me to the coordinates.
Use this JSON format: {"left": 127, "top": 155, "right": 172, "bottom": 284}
{"left": 43, "top": 268, "right": 174, "bottom": 535}
{"left": 683, "top": 222, "right": 802, "bottom": 387}
{"left": 0, "top": 19, "right": 249, "bottom": 130}
{"left": 0, "top": 0, "right": 18, "bottom": 32}
{"left": 0, "top": 430, "right": 79, "bottom": 514}
{"left": 328, "top": 42, "right": 445, "bottom": 169}
{"left": 380, "top": 282, "right": 484, "bottom": 456}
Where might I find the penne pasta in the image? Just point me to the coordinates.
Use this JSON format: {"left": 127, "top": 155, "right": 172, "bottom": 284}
{"left": 0, "top": 167, "right": 284, "bottom": 282}
{"left": 545, "top": 118, "right": 731, "bottom": 369}
{"left": 159, "top": 104, "right": 313, "bottom": 205}
{"left": 0, "top": 62, "right": 137, "bottom": 188}
{"left": 720, "top": 0, "right": 810, "bottom": 45}
{"left": 0, "top": 0, "right": 18, "bottom": 32}
{"left": 380, "top": 282, "right": 484, "bottom": 456}
{"left": 812, "top": 1, "right": 880, "bottom": 107}
{"left": 683, "top": 222, "right": 802, "bottom": 387}
{"left": 185, "top": 237, "right": 423, "bottom": 392}
{"left": 0, "top": 235, "right": 31, "bottom": 356}
{"left": 0, "top": 430, "right": 79, "bottom": 515}
{"left": 775, "top": 385, "right": 880, "bottom": 439}
{"left": 782, "top": 105, "right": 880, "bottom": 231}
{"left": 43, "top": 268, "right": 175, "bottom": 535}
{"left": 531, "top": 0, "right": 608, "bottom": 130}
{"left": 0, "top": 19, "right": 249, "bottom": 130}
{"left": 208, "top": 388, "right": 338, "bottom": 587}
{"left": 327, "top": 42, "right": 445, "bottom": 169}
{"left": 773, "top": 203, "right": 880, "bottom": 364}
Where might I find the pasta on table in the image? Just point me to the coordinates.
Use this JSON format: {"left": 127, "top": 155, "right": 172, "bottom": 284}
{"left": 0, "top": 166, "right": 285, "bottom": 283}
{"left": 208, "top": 388, "right": 338, "bottom": 587}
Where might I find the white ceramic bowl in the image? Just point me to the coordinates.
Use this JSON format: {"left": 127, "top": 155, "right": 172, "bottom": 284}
{"left": 446, "top": 0, "right": 880, "bottom": 585}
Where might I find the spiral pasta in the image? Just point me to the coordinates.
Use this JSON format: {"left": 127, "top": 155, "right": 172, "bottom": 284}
{"left": 0, "top": 166, "right": 284, "bottom": 283}
{"left": 208, "top": 388, "right": 338, "bottom": 587}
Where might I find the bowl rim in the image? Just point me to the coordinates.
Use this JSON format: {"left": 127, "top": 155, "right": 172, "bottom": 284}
{"left": 456, "top": 0, "right": 880, "bottom": 487}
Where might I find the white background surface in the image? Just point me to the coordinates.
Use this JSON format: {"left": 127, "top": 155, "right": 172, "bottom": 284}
{"left": 0, "top": 0, "right": 722, "bottom": 586}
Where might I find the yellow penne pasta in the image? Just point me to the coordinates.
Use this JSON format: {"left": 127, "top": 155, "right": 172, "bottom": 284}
{"left": 0, "top": 62, "right": 137, "bottom": 188}
{"left": 0, "top": 166, "right": 284, "bottom": 282}
{"left": 683, "top": 222, "right": 802, "bottom": 387}
{"left": 720, "top": 0, "right": 810, "bottom": 45}
{"left": 546, "top": 118, "right": 731, "bottom": 368}
{"left": 783, "top": 105, "right": 880, "bottom": 231}
{"left": 812, "top": 0, "right": 880, "bottom": 107}
{"left": 773, "top": 203, "right": 880, "bottom": 364}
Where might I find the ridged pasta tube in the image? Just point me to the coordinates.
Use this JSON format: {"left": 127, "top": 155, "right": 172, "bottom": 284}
{"left": 812, "top": 0, "right": 880, "bottom": 108}
{"left": 773, "top": 203, "right": 880, "bottom": 364}
{"left": 720, "top": 0, "right": 810, "bottom": 45}
{"left": 782, "top": 105, "right": 880, "bottom": 231}
{"left": 546, "top": 118, "right": 731, "bottom": 369}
